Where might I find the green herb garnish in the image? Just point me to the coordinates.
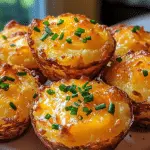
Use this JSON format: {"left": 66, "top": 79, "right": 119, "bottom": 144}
{"left": 40, "top": 33, "right": 49, "bottom": 41}
{"left": 65, "top": 106, "right": 72, "bottom": 111}
{"left": 74, "top": 102, "right": 80, "bottom": 107}
{"left": 10, "top": 44, "right": 16, "bottom": 47}
{"left": 90, "top": 19, "right": 96, "bottom": 24}
{"left": 33, "top": 27, "right": 41, "bottom": 32}
{"left": 69, "top": 84, "right": 77, "bottom": 94}
{"left": 45, "top": 26, "right": 53, "bottom": 36}
{"left": 33, "top": 93, "right": 38, "bottom": 99}
{"left": 47, "top": 89, "right": 55, "bottom": 95}
{"left": 70, "top": 106, "right": 78, "bottom": 115}
{"left": 0, "top": 82, "right": 9, "bottom": 91}
{"left": 83, "top": 107, "right": 92, "bottom": 116}
{"left": 82, "top": 82, "right": 89, "bottom": 89}
{"left": 74, "top": 28, "right": 85, "bottom": 37}
{"left": 74, "top": 17, "right": 79, "bottom": 22}
{"left": 84, "top": 94, "right": 93, "bottom": 103}
{"left": 51, "top": 33, "right": 59, "bottom": 40}
{"left": 2, "top": 35, "right": 7, "bottom": 40}
{"left": 17, "top": 72, "right": 27, "bottom": 76}
{"left": 0, "top": 76, "right": 15, "bottom": 82}
{"left": 108, "top": 102, "right": 115, "bottom": 115}
{"left": 66, "top": 96, "right": 71, "bottom": 101}
{"left": 43, "top": 20, "right": 50, "bottom": 26}
{"left": 66, "top": 38, "right": 72, "bottom": 44}
{"left": 116, "top": 57, "right": 122, "bottom": 62}
{"left": 57, "top": 19, "right": 64, "bottom": 25}
{"left": 59, "top": 84, "right": 68, "bottom": 92}
{"left": 95, "top": 103, "right": 106, "bottom": 110}
{"left": 45, "top": 113, "right": 51, "bottom": 119}
{"left": 142, "top": 70, "right": 148, "bottom": 77}
{"left": 52, "top": 124, "right": 59, "bottom": 130}
{"left": 9, "top": 102, "right": 17, "bottom": 110}
{"left": 132, "top": 26, "right": 140, "bottom": 33}
{"left": 115, "top": 29, "right": 120, "bottom": 33}
{"left": 72, "top": 93, "right": 78, "bottom": 98}
{"left": 59, "top": 32, "right": 64, "bottom": 40}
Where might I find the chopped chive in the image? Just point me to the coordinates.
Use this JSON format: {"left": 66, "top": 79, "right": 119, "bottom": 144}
{"left": 47, "top": 89, "right": 55, "bottom": 95}
{"left": 45, "top": 26, "right": 53, "bottom": 36}
{"left": 0, "top": 82, "right": 9, "bottom": 91}
{"left": 59, "top": 32, "right": 64, "bottom": 40}
{"left": 72, "top": 93, "right": 78, "bottom": 98}
{"left": 108, "top": 102, "right": 115, "bottom": 115}
{"left": 2, "top": 35, "right": 7, "bottom": 40}
{"left": 33, "top": 27, "right": 41, "bottom": 32}
{"left": 66, "top": 96, "right": 71, "bottom": 101}
{"left": 82, "top": 82, "right": 89, "bottom": 89}
{"left": 43, "top": 20, "right": 50, "bottom": 26}
{"left": 51, "top": 33, "right": 59, "bottom": 40}
{"left": 45, "top": 113, "right": 51, "bottom": 119}
{"left": 84, "top": 94, "right": 94, "bottom": 103}
{"left": 70, "top": 107, "right": 78, "bottom": 115}
{"left": 84, "top": 85, "right": 92, "bottom": 91}
{"left": 10, "top": 44, "right": 16, "bottom": 47}
{"left": 69, "top": 84, "right": 77, "bottom": 94}
{"left": 17, "top": 72, "right": 27, "bottom": 76}
{"left": 95, "top": 103, "right": 106, "bottom": 110}
{"left": 59, "top": 84, "right": 67, "bottom": 92}
{"left": 74, "top": 17, "right": 79, "bottom": 22}
{"left": 83, "top": 107, "right": 92, "bottom": 116}
{"left": 0, "top": 76, "right": 15, "bottom": 82}
{"left": 40, "top": 33, "right": 49, "bottom": 41}
{"left": 116, "top": 57, "right": 122, "bottom": 62}
{"left": 78, "top": 115, "right": 83, "bottom": 120}
{"left": 74, "top": 102, "right": 80, "bottom": 107}
{"left": 82, "top": 38, "right": 87, "bottom": 43}
{"left": 9, "top": 102, "right": 17, "bottom": 110}
{"left": 33, "top": 93, "right": 38, "bottom": 99}
{"left": 115, "top": 29, "right": 120, "bottom": 33}
{"left": 132, "top": 26, "right": 140, "bottom": 33}
{"left": 74, "top": 28, "right": 85, "bottom": 37}
{"left": 66, "top": 38, "right": 72, "bottom": 44}
{"left": 6, "top": 76, "right": 15, "bottom": 82}
{"left": 90, "top": 19, "right": 96, "bottom": 24}
{"left": 52, "top": 124, "right": 59, "bottom": 130}
{"left": 65, "top": 106, "right": 72, "bottom": 111}
{"left": 57, "top": 19, "right": 64, "bottom": 25}
{"left": 86, "top": 36, "right": 91, "bottom": 40}
{"left": 142, "top": 70, "right": 148, "bottom": 77}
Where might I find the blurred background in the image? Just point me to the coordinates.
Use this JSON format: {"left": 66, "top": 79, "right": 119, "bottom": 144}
{"left": 0, "top": 0, "right": 150, "bottom": 30}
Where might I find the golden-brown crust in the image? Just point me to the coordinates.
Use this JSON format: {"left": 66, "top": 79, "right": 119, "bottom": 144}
{"left": 102, "top": 50, "right": 150, "bottom": 127}
{"left": 27, "top": 13, "right": 115, "bottom": 81}
{"left": 31, "top": 79, "right": 133, "bottom": 150}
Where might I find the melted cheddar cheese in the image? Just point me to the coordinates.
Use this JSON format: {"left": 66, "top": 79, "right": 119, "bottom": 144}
{"left": 0, "top": 20, "right": 38, "bottom": 69}
{"left": 29, "top": 13, "right": 114, "bottom": 67}
{"left": 111, "top": 25, "right": 150, "bottom": 57}
{"left": 0, "top": 64, "right": 38, "bottom": 128}
{"left": 104, "top": 50, "right": 150, "bottom": 103}
{"left": 32, "top": 79, "right": 132, "bottom": 148}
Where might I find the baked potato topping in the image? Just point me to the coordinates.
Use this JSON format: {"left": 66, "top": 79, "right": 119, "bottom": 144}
{"left": 109, "top": 25, "right": 150, "bottom": 57}
{"left": 103, "top": 50, "right": 150, "bottom": 126}
{"left": 31, "top": 79, "right": 133, "bottom": 149}
{"left": 0, "top": 20, "right": 38, "bottom": 69}
{"left": 28, "top": 13, "right": 115, "bottom": 80}
{"left": 0, "top": 63, "right": 38, "bottom": 140}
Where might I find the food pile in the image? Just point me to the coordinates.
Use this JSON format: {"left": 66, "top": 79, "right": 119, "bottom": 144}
{"left": 0, "top": 13, "right": 149, "bottom": 150}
